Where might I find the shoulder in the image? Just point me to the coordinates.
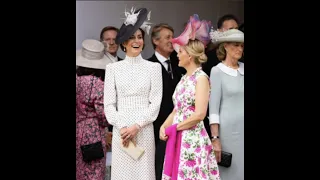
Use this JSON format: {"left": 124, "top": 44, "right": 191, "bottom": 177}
{"left": 195, "top": 70, "right": 209, "bottom": 83}
{"left": 105, "top": 60, "right": 123, "bottom": 70}
{"left": 210, "top": 64, "right": 223, "bottom": 76}
{"left": 105, "top": 62, "right": 114, "bottom": 71}
{"left": 239, "top": 62, "right": 244, "bottom": 68}
{"left": 147, "top": 54, "right": 157, "bottom": 62}
{"left": 143, "top": 59, "right": 161, "bottom": 69}
{"left": 197, "top": 70, "right": 209, "bottom": 78}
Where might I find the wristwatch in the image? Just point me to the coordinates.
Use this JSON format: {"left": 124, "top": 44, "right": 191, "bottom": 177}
{"left": 211, "top": 136, "right": 219, "bottom": 141}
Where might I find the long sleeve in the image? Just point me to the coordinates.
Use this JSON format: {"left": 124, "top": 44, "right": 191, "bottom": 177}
{"left": 136, "top": 63, "right": 163, "bottom": 128}
{"left": 209, "top": 67, "right": 222, "bottom": 124}
{"left": 104, "top": 64, "right": 126, "bottom": 130}
{"left": 93, "top": 78, "right": 108, "bottom": 127}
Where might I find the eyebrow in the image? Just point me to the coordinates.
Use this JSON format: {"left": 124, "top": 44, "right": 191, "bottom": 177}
{"left": 131, "top": 34, "right": 142, "bottom": 37}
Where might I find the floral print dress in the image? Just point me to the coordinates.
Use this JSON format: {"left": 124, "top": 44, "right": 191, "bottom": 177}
{"left": 76, "top": 75, "right": 108, "bottom": 180}
{"left": 171, "top": 67, "right": 220, "bottom": 180}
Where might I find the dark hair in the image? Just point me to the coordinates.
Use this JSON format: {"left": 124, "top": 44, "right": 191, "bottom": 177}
{"left": 217, "top": 14, "right": 239, "bottom": 29}
{"left": 100, "top": 26, "right": 119, "bottom": 41}
{"left": 239, "top": 23, "right": 244, "bottom": 33}
{"left": 76, "top": 66, "right": 105, "bottom": 81}
{"left": 151, "top": 23, "right": 174, "bottom": 49}
{"left": 120, "top": 28, "right": 145, "bottom": 52}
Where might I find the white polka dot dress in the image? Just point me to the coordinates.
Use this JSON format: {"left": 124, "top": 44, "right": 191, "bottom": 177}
{"left": 104, "top": 54, "right": 163, "bottom": 180}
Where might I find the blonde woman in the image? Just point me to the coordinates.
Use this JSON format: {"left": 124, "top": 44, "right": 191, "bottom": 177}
{"left": 160, "top": 14, "right": 220, "bottom": 180}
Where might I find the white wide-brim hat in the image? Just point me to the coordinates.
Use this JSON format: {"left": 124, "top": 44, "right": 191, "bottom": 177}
{"left": 76, "top": 39, "right": 108, "bottom": 70}
{"left": 210, "top": 29, "right": 244, "bottom": 44}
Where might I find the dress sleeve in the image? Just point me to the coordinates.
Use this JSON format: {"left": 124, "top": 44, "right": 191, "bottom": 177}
{"left": 136, "top": 63, "right": 163, "bottom": 128}
{"left": 93, "top": 78, "right": 108, "bottom": 127}
{"left": 104, "top": 64, "right": 127, "bottom": 130}
{"left": 209, "top": 67, "right": 222, "bottom": 124}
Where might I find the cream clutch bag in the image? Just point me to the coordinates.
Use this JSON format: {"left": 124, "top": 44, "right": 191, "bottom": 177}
{"left": 120, "top": 140, "right": 145, "bottom": 161}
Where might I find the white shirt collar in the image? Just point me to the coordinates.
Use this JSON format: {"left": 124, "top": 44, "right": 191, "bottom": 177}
{"left": 105, "top": 52, "right": 118, "bottom": 63}
{"left": 217, "top": 62, "right": 244, "bottom": 77}
{"left": 155, "top": 51, "right": 170, "bottom": 63}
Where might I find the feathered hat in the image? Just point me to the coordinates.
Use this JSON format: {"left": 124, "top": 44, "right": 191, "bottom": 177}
{"left": 171, "top": 14, "right": 212, "bottom": 52}
{"left": 116, "top": 6, "right": 152, "bottom": 44}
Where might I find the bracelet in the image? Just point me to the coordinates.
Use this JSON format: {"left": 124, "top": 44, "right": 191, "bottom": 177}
{"left": 211, "top": 136, "right": 219, "bottom": 141}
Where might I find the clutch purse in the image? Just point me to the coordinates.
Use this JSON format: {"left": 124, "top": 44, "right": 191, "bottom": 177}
{"left": 218, "top": 151, "right": 232, "bottom": 168}
{"left": 120, "top": 140, "right": 145, "bottom": 161}
{"left": 81, "top": 141, "right": 104, "bottom": 163}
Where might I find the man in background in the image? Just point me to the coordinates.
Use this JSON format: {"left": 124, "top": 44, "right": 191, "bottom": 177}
{"left": 100, "top": 26, "right": 122, "bottom": 63}
{"left": 148, "top": 23, "right": 183, "bottom": 180}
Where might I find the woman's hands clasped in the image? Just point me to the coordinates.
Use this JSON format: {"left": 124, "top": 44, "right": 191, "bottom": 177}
{"left": 120, "top": 124, "right": 140, "bottom": 147}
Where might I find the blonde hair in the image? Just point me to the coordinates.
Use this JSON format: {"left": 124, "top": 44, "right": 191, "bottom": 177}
{"left": 216, "top": 43, "right": 226, "bottom": 61}
{"left": 184, "top": 39, "right": 207, "bottom": 64}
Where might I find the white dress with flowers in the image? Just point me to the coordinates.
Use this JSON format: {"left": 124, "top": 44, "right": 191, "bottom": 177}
{"left": 169, "top": 67, "right": 220, "bottom": 180}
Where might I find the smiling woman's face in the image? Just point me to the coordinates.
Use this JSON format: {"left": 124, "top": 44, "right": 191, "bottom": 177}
{"left": 122, "top": 29, "right": 144, "bottom": 57}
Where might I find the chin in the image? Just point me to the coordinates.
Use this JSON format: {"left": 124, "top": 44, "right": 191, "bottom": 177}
{"left": 234, "top": 55, "right": 242, "bottom": 60}
{"left": 168, "top": 48, "right": 174, "bottom": 53}
{"left": 131, "top": 49, "right": 141, "bottom": 55}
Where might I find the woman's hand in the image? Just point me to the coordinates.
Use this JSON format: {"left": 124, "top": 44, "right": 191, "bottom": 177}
{"left": 120, "top": 127, "right": 129, "bottom": 147}
{"left": 212, "top": 138, "right": 222, "bottom": 162}
{"left": 159, "top": 125, "right": 168, "bottom": 141}
{"left": 105, "top": 132, "right": 112, "bottom": 150}
{"left": 121, "top": 124, "right": 139, "bottom": 144}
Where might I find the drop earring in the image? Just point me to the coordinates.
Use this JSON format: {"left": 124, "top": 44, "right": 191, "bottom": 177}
{"left": 124, "top": 47, "right": 126, "bottom": 52}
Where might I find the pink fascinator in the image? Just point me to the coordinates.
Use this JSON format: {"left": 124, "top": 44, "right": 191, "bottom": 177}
{"left": 171, "top": 14, "right": 212, "bottom": 53}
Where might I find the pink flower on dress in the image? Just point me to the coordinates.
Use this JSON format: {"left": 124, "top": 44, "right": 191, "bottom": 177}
{"left": 197, "top": 157, "right": 202, "bottom": 164}
{"left": 186, "top": 159, "right": 196, "bottom": 167}
{"left": 195, "top": 167, "right": 199, "bottom": 174}
{"left": 205, "top": 145, "right": 212, "bottom": 152}
{"left": 187, "top": 106, "right": 195, "bottom": 112}
{"left": 183, "top": 115, "right": 187, "bottom": 120}
{"left": 201, "top": 169, "right": 207, "bottom": 179}
{"left": 177, "top": 101, "right": 181, "bottom": 108}
{"left": 195, "top": 147, "right": 201, "bottom": 153}
{"left": 200, "top": 128, "right": 207, "bottom": 137}
{"left": 180, "top": 87, "right": 186, "bottom": 94}
{"left": 183, "top": 142, "right": 191, "bottom": 148}
{"left": 190, "top": 75, "right": 196, "bottom": 81}
{"left": 211, "top": 170, "right": 218, "bottom": 175}
{"left": 179, "top": 170, "right": 185, "bottom": 178}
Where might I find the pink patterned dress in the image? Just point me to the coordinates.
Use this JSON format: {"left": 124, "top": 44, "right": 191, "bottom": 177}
{"left": 163, "top": 67, "right": 221, "bottom": 180}
{"left": 76, "top": 74, "right": 108, "bottom": 180}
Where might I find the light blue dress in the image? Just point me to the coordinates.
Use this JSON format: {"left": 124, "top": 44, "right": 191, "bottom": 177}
{"left": 209, "top": 62, "right": 244, "bottom": 180}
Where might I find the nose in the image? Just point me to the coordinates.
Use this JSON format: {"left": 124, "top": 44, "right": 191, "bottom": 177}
{"left": 110, "top": 39, "right": 115, "bottom": 45}
{"left": 133, "top": 37, "right": 139, "bottom": 42}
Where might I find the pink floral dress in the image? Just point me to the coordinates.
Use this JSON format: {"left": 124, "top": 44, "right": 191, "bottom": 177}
{"left": 170, "top": 67, "right": 220, "bottom": 180}
{"left": 76, "top": 75, "right": 108, "bottom": 180}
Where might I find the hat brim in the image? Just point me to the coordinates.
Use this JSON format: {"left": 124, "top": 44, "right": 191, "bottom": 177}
{"left": 76, "top": 49, "right": 109, "bottom": 70}
{"left": 216, "top": 32, "right": 244, "bottom": 44}
{"left": 217, "top": 37, "right": 244, "bottom": 43}
{"left": 116, "top": 8, "right": 148, "bottom": 44}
